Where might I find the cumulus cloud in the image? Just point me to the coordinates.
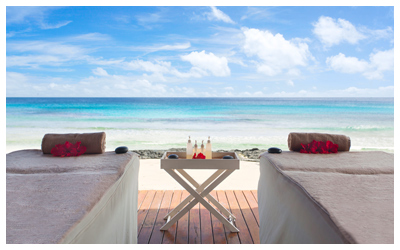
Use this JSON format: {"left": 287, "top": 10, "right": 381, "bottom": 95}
{"left": 326, "top": 53, "right": 369, "bottom": 73}
{"left": 312, "top": 16, "right": 366, "bottom": 47}
{"left": 181, "top": 50, "right": 231, "bottom": 77}
{"left": 92, "top": 67, "right": 109, "bottom": 76}
{"left": 326, "top": 49, "right": 393, "bottom": 79}
{"left": 242, "top": 28, "right": 312, "bottom": 76}
{"left": 205, "top": 6, "right": 235, "bottom": 24}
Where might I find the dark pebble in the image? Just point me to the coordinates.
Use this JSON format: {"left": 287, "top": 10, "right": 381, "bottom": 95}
{"left": 115, "top": 146, "right": 129, "bottom": 154}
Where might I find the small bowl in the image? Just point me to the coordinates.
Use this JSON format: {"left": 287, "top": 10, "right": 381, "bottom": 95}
{"left": 222, "top": 155, "right": 234, "bottom": 159}
{"left": 168, "top": 154, "right": 179, "bottom": 159}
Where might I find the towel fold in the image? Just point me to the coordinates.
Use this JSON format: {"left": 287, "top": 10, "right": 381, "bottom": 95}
{"left": 41, "top": 132, "right": 106, "bottom": 154}
{"left": 288, "top": 132, "right": 351, "bottom": 152}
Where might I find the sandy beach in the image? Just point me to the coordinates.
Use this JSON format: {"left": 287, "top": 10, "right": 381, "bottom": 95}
{"left": 138, "top": 159, "right": 260, "bottom": 190}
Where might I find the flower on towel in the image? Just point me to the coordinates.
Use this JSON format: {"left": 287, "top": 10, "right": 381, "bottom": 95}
{"left": 192, "top": 152, "right": 206, "bottom": 159}
{"left": 300, "top": 140, "right": 338, "bottom": 154}
{"left": 51, "top": 141, "right": 87, "bottom": 157}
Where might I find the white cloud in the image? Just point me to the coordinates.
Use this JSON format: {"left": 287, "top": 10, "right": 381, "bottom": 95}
{"left": 241, "top": 7, "right": 273, "bottom": 21}
{"left": 6, "top": 40, "right": 124, "bottom": 68}
{"left": 40, "top": 20, "right": 72, "bottom": 29}
{"left": 6, "top": 6, "right": 71, "bottom": 30}
{"left": 287, "top": 80, "right": 294, "bottom": 86}
{"left": 130, "top": 42, "right": 191, "bottom": 52}
{"left": 124, "top": 59, "right": 173, "bottom": 74}
{"left": 92, "top": 67, "right": 109, "bottom": 76}
{"left": 7, "top": 71, "right": 394, "bottom": 98}
{"left": 72, "top": 33, "right": 111, "bottom": 41}
{"left": 326, "top": 49, "right": 393, "bottom": 79}
{"left": 7, "top": 55, "right": 64, "bottom": 68}
{"left": 312, "top": 16, "right": 366, "bottom": 47}
{"left": 7, "top": 41, "right": 87, "bottom": 57}
{"left": 205, "top": 7, "right": 235, "bottom": 24}
{"left": 269, "top": 86, "right": 394, "bottom": 97}
{"left": 181, "top": 50, "right": 231, "bottom": 77}
{"left": 326, "top": 53, "right": 369, "bottom": 73}
{"left": 242, "top": 28, "right": 312, "bottom": 76}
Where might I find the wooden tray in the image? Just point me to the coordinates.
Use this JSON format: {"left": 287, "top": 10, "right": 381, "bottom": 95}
{"left": 161, "top": 151, "right": 240, "bottom": 170}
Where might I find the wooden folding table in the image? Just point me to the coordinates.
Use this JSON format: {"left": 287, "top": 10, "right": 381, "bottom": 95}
{"left": 160, "top": 151, "right": 240, "bottom": 232}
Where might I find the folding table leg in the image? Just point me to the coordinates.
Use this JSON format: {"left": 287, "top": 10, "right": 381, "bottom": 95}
{"left": 176, "top": 169, "right": 236, "bottom": 219}
{"left": 160, "top": 169, "right": 239, "bottom": 232}
{"left": 163, "top": 169, "right": 224, "bottom": 220}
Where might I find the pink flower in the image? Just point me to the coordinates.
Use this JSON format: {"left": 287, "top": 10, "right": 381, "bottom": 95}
{"left": 51, "top": 141, "right": 87, "bottom": 157}
{"left": 299, "top": 140, "right": 338, "bottom": 154}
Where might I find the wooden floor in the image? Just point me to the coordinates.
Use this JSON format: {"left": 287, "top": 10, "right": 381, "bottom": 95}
{"left": 137, "top": 190, "right": 259, "bottom": 244}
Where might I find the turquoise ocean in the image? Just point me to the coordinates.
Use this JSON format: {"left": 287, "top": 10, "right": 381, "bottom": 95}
{"left": 6, "top": 98, "right": 394, "bottom": 153}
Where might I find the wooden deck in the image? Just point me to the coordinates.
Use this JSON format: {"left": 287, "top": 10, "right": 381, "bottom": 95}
{"left": 137, "top": 190, "right": 259, "bottom": 244}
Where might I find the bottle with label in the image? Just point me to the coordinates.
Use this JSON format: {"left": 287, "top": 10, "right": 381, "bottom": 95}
{"left": 205, "top": 136, "right": 212, "bottom": 159}
{"left": 193, "top": 140, "right": 198, "bottom": 156}
{"left": 186, "top": 136, "right": 193, "bottom": 159}
{"left": 201, "top": 140, "right": 205, "bottom": 154}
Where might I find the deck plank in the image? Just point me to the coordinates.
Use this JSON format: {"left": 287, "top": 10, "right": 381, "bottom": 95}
{"left": 138, "top": 190, "right": 259, "bottom": 244}
{"left": 137, "top": 190, "right": 148, "bottom": 210}
{"left": 200, "top": 201, "right": 213, "bottom": 244}
{"left": 138, "top": 191, "right": 164, "bottom": 243}
{"left": 148, "top": 190, "right": 173, "bottom": 244}
{"left": 137, "top": 190, "right": 156, "bottom": 235}
{"left": 175, "top": 191, "right": 190, "bottom": 244}
{"left": 225, "top": 190, "right": 253, "bottom": 244}
{"left": 210, "top": 190, "right": 227, "bottom": 244}
{"left": 234, "top": 190, "right": 260, "bottom": 244}
{"left": 188, "top": 201, "right": 201, "bottom": 244}
{"left": 216, "top": 190, "right": 240, "bottom": 244}
{"left": 243, "top": 190, "right": 260, "bottom": 226}
{"left": 251, "top": 190, "right": 258, "bottom": 202}
{"left": 162, "top": 190, "right": 183, "bottom": 244}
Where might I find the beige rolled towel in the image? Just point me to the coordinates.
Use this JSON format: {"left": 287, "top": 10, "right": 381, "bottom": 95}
{"left": 41, "top": 132, "right": 106, "bottom": 154}
{"left": 288, "top": 132, "right": 351, "bottom": 152}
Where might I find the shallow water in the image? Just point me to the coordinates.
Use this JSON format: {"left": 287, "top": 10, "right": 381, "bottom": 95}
{"left": 6, "top": 97, "right": 394, "bottom": 153}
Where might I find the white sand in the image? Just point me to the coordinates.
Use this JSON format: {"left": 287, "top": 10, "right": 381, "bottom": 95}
{"left": 138, "top": 159, "right": 260, "bottom": 190}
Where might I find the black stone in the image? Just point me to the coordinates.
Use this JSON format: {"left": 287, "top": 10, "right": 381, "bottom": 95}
{"left": 115, "top": 146, "right": 129, "bottom": 154}
{"left": 168, "top": 154, "right": 179, "bottom": 159}
{"left": 268, "top": 147, "right": 282, "bottom": 153}
{"left": 222, "top": 155, "right": 234, "bottom": 159}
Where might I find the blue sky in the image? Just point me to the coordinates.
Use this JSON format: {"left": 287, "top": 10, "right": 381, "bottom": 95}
{"left": 6, "top": 5, "right": 395, "bottom": 97}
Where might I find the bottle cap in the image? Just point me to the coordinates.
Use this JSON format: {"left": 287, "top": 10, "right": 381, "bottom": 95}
{"left": 201, "top": 140, "right": 204, "bottom": 148}
{"left": 188, "top": 136, "right": 191, "bottom": 143}
{"left": 207, "top": 136, "right": 211, "bottom": 143}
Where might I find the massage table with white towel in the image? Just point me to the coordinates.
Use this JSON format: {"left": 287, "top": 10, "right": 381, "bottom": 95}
{"left": 258, "top": 132, "right": 393, "bottom": 243}
{"left": 6, "top": 149, "right": 140, "bottom": 244}
{"left": 258, "top": 149, "right": 394, "bottom": 243}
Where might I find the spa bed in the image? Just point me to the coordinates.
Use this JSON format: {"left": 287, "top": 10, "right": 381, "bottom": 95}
{"left": 258, "top": 151, "right": 394, "bottom": 244}
{"left": 6, "top": 150, "right": 140, "bottom": 244}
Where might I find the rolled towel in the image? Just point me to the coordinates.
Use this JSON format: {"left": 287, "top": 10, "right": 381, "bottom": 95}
{"left": 288, "top": 132, "right": 351, "bottom": 152}
{"left": 41, "top": 132, "right": 106, "bottom": 154}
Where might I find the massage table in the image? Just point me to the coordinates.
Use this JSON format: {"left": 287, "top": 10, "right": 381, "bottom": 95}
{"left": 258, "top": 151, "right": 394, "bottom": 244}
{"left": 6, "top": 150, "right": 140, "bottom": 244}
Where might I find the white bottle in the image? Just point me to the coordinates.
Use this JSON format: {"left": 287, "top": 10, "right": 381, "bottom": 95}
{"left": 201, "top": 140, "right": 205, "bottom": 154}
{"left": 205, "top": 136, "right": 212, "bottom": 159}
{"left": 186, "top": 136, "right": 193, "bottom": 159}
{"left": 193, "top": 140, "right": 198, "bottom": 156}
